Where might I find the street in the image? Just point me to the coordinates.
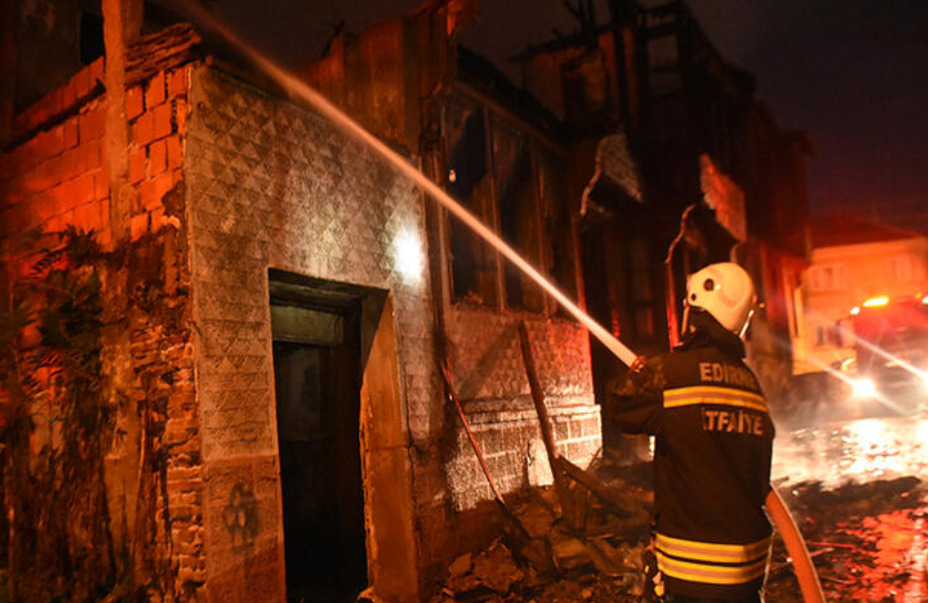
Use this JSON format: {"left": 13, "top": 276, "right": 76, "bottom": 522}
{"left": 773, "top": 415, "right": 928, "bottom": 488}
{"left": 769, "top": 415, "right": 928, "bottom": 602}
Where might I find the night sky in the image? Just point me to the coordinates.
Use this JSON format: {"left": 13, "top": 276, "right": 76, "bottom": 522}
{"left": 210, "top": 0, "right": 928, "bottom": 223}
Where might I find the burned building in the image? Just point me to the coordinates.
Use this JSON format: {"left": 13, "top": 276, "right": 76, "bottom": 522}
{"left": 0, "top": 0, "right": 812, "bottom": 601}
{"left": 0, "top": 1, "right": 600, "bottom": 602}
{"left": 515, "top": 0, "right": 811, "bottom": 429}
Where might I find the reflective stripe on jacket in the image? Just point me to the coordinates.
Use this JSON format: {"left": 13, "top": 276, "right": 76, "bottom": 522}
{"left": 655, "top": 533, "right": 771, "bottom": 586}
{"left": 609, "top": 312, "right": 774, "bottom": 600}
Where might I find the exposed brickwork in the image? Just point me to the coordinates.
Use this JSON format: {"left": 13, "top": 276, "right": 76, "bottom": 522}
{"left": 0, "top": 98, "right": 108, "bottom": 240}
{"left": 124, "top": 66, "right": 191, "bottom": 243}
{"left": 1, "top": 55, "right": 204, "bottom": 600}
{"left": 117, "top": 240, "right": 206, "bottom": 598}
{"left": 0, "top": 66, "right": 190, "bottom": 245}
{"left": 416, "top": 304, "right": 600, "bottom": 584}
{"left": 11, "top": 58, "right": 105, "bottom": 140}
{"left": 442, "top": 306, "right": 598, "bottom": 507}
{"left": 103, "top": 183, "right": 207, "bottom": 598}
{"left": 441, "top": 398, "right": 601, "bottom": 510}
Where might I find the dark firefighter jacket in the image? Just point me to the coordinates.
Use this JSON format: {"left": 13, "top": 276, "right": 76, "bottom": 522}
{"left": 608, "top": 310, "right": 775, "bottom": 600}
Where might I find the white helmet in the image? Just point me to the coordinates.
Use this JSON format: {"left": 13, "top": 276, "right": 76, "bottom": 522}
{"left": 684, "top": 262, "right": 757, "bottom": 336}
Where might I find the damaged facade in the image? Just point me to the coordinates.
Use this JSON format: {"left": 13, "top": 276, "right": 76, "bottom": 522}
{"left": 514, "top": 0, "right": 811, "bottom": 427}
{"left": 0, "top": 1, "right": 809, "bottom": 602}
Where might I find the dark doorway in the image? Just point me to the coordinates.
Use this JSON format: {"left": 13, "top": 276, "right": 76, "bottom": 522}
{"left": 271, "top": 290, "right": 367, "bottom": 603}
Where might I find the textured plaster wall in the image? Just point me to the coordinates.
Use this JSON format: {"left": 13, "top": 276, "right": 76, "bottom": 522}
{"left": 443, "top": 306, "right": 599, "bottom": 510}
{"left": 185, "top": 63, "right": 600, "bottom": 601}
{"left": 185, "top": 65, "right": 437, "bottom": 602}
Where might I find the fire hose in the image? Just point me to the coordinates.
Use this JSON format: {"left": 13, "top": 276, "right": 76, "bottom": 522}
{"left": 766, "top": 488, "right": 826, "bottom": 602}
{"left": 166, "top": 2, "right": 824, "bottom": 599}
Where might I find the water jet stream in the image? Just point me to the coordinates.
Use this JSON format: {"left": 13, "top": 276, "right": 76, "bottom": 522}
{"left": 166, "top": 0, "right": 637, "bottom": 367}
{"left": 164, "top": 4, "right": 825, "bottom": 601}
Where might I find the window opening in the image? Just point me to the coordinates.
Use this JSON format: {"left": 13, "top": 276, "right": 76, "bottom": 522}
{"left": 446, "top": 99, "right": 497, "bottom": 305}
{"left": 494, "top": 116, "right": 544, "bottom": 312}
{"left": 536, "top": 146, "right": 577, "bottom": 312}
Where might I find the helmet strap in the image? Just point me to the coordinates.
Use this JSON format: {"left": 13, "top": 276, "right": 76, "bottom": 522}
{"left": 738, "top": 308, "right": 755, "bottom": 339}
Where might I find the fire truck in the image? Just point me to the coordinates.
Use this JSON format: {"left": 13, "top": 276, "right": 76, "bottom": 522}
{"left": 839, "top": 294, "right": 928, "bottom": 416}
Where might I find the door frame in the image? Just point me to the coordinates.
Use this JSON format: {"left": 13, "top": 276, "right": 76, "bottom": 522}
{"left": 267, "top": 269, "right": 419, "bottom": 603}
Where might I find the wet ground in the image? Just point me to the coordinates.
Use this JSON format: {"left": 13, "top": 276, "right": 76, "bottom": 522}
{"left": 767, "top": 415, "right": 928, "bottom": 602}
{"left": 428, "top": 415, "right": 928, "bottom": 603}
{"left": 772, "top": 415, "right": 928, "bottom": 488}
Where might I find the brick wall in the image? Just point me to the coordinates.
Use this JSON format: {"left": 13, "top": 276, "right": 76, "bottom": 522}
{"left": 110, "top": 226, "right": 205, "bottom": 598}
{"left": 443, "top": 307, "right": 598, "bottom": 507}
{"left": 420, "top": 305, "right": 600, "bottom": 576}
{"left": 126, "top": 66, "right": 189, "bottom": 241}
{"left": 0, "top": 55, "right": 206, "bottom": 598}
{"left": 0, "top": 58, "right": 109, "bottom": 240}
{"left": 0, "top": 57, "right": 189, "bottom": 246}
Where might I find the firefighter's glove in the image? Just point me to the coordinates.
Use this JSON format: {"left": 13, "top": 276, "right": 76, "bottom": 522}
{"left": 624, "top": 355, "right": 664, "bottom": 393}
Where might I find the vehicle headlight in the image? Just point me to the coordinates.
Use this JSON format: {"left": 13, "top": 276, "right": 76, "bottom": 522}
{"left": 851, "top": 378, "right": 877, "bottom": 399}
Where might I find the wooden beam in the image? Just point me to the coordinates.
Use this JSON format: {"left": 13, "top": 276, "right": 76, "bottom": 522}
{"left": 102, "top": 0, "right": 143, "bottom": 244}
{"left": 557, "top": 455, "right": 637, "bottom": 516}
{"left": 517, "top": 321, "right": 576, "bottom": 524}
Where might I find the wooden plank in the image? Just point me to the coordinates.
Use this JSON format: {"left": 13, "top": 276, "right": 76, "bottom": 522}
{"left": 557, "top": 456, "right": 636, "bottom": 517}
{"left": 517, "top": 321, "right": 576, "bottom": 526}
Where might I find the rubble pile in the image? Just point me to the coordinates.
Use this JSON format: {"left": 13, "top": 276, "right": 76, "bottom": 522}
{"left": 430, "top": 455, "right": 928, "bottom": 603}
{"left": 436, "top": 345, "right": 928, "bottom": 602}
{"left": 428, "top": 460, "right": 654, "bottom": 603}
{"left": 765, "top": 476, "right": 928, "bottom": 602}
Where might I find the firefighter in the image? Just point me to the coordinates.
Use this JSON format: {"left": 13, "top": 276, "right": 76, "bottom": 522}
{"left": 608, "top": 262, "right": 774, "bottom": 603}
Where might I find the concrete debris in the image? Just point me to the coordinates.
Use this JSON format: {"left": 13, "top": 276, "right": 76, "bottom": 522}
{"left": 429, "top": 459, "right": 652, "bottom": 603}
{"left": 441, "top": 538, "right": 525, "bottom": 600}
